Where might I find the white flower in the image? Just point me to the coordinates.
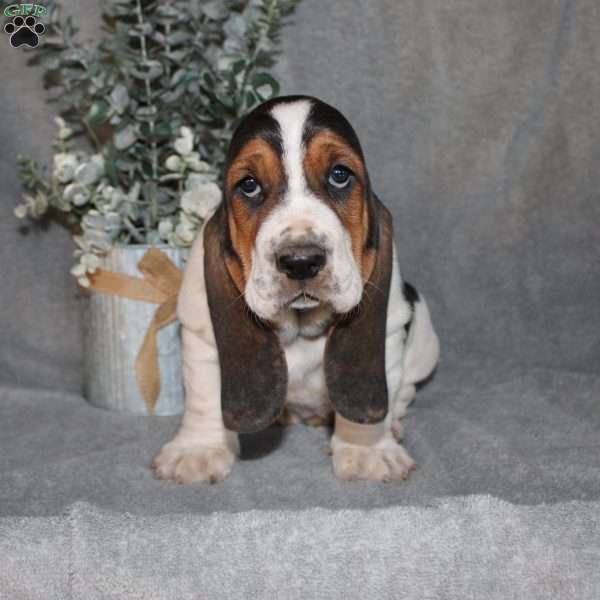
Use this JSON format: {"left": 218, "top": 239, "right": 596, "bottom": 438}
{"left": 172, "top": 212, "right": 198, "bottom": 246}
{"left": 185, "top": 173, "right": 212, "bottom": 189}
{"left": 70, "top": 263, "right": 87, "bottom": 277}
{"left": 181, "top": 182, "right": 222, "bottom": 219}
{"left": 18, "top": 192, "right": 48, "bottom": 218}
{"left": 174, "top": 126, "right": 194, "bottom": 156}
{"left": 71, "top": 259, "right": 93, "bottom": 286}
{"left": 180, "top": 211, "right": 196, "bottom": 228}
{"left": 184, "top": 152, "right": 211, "bottom": 172}
{"left": 74, "top": 154, "right": 104, "bottom": 186}
{"left": 165, "top": 155, "right": 182, "bottom": 171}
{"left": 78, "top": 275, "right": 91, "bottom": 288}
{"left": 14, "top": 204, "right": 27, "bottom": 219}
{"left": 174, "top": 222, "right": 196, "bottom": 245}
{"left": 81, "top": 252, "right": 101, "bottom": 273}
{"left": 158, "top": 219, "right": 174, "bottom": 239}
{"left": 180, "top": 190, "right": 201, "bottom": 214}
{"left": 83, "top": 229, "right": 113, "bottom": 253}
{"left": 53, "top": 152, "right": 79, "bottom": 183}
{"left": 99, "top": 184, "right": 126, "bottom": 210}
{"left": 101, "top": 184, "right": 116, "bottom": 200}
{"left": 104, "top": 212, "right": 122, "bottom": 236}
{"left": 64, "top": 183, "right": 91, "bottom": 207}
{"left": 54, "top": 116, "right": 73, "bottom": 140}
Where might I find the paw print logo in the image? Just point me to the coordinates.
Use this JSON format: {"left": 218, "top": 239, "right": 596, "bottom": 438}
{"left": 4, "top": 15, "right": 45, "bottom": 48}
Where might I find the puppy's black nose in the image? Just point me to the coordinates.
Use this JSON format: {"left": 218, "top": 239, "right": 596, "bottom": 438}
{"left": 276, "top": 245, "right": 326, "bottom": 280}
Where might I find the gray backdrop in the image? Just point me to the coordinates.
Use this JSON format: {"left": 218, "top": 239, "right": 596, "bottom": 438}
{"left": 1, "top": 2, "right": 599, "bottom": 597}
{"left": 1, "top": 0, "right": 598, "bottom": 391}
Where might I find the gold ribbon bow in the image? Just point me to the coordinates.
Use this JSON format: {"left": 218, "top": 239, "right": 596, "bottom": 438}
{"left": 87, "top": 248, "right": 183, "bottom": 414}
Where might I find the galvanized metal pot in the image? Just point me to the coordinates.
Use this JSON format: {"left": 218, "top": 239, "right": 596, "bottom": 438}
{"left": 83, "top": 244, "right": 189, "bottom": 415}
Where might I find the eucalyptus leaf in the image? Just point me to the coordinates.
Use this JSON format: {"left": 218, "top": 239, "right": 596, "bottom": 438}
{"left": 169, "top": 69, "right": 187, "bottom": 87}
{"left": 110, "top": 84, "right": 129, "bottom": 114}
{"left": 251, "top": 72, "right": 280, "bottom": 100}
{"left": 131, "top": 61, "right": 163, "bottom": 81}
{"left": 114, "top": 125, "right": 137, "bottom": 150}
{"left": 136, "top": 106, "right": 159, "bottom": 119}
{"left": 202, "top": 0, "right": 227, "bottom": 20}
{"left": 167, "top": 32, "right": 192, "bottom": 46}
{"left": 86, "top": 100, "right": 109, "bottom": 125}
{"left": 164, "top": 50, "right": 188, "bottom": 62}
{"left": 161, "top": 86, "right": 186, "bottom": 105}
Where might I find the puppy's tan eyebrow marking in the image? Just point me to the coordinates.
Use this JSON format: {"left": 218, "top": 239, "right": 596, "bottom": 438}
{"left": 236, "top": 151, "right": 266, "bottom": 163}
{"left": 303, "top": 130, "right": 366, "bottom": 179}
{"left": 225, "top": 138, "right": 282, "bottom": 192}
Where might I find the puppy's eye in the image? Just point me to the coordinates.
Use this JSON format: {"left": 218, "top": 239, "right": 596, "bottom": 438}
{"left": 327, "top": 165, "right": 352, "bottom": 188}
{"left": 238, "top": 176, "right": 262, "bottom": 199}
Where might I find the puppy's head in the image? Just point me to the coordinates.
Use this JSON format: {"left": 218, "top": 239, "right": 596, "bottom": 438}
{"left": 204, "top": 96, "right": 393, "bottom": 432}
{"left": 221, "top": 96, "right": 380, "bottom": 320}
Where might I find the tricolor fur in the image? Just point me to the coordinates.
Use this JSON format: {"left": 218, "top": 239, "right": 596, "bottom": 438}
{"left": 152, "top": 96, "right": 439, "bottom": 483}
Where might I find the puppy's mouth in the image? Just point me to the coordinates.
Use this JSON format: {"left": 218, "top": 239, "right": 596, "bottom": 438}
{"left": 288, "top": 292, "right": 320, "bottom": 311}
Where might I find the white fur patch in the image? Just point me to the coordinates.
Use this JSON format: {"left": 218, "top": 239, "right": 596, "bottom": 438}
{"left": 270, "top": 100, "right": 312, "bottom": 200}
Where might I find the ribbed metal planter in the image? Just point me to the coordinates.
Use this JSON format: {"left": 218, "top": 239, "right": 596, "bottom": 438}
{"left": 83, "top": 244, "right": 189, "bottom": 416}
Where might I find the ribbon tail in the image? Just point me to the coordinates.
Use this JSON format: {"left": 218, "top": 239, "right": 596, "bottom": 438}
{"left": 134, "top": 295, "right": 179, "bottom": 415}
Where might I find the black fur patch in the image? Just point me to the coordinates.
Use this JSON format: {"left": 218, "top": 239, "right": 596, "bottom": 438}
{"left": 226, "top": 109, "right": 284, "bottom": 166}
{"left": 325, "top": 198, "right": 394, "bottom": 424}
{"left": 402, "top": 281, "right": 419, "bottom": 335}
{"left": 302, "top": 98, "right": 365, "bottom": 161}
{"left": 403, "top": 281, "right": 420, "bottom": 305}
{"left": 204, "top": 212, "right": 288, "bottom": 433}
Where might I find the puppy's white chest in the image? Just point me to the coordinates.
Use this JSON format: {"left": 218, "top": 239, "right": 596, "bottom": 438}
{"left": 281, "top": 334, "right": 331, "bottom": 421}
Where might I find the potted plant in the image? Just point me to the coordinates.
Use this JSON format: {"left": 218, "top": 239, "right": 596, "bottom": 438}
{"left": 15, "top": 0, "right": 297, "bottom": 415}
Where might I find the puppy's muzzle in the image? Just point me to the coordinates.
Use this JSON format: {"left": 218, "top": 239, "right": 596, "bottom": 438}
{"left": 276, "top": 245, "right": 326, "bottom": 280}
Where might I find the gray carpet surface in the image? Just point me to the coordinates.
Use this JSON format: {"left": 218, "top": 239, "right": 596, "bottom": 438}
{"left": 1, "top": 496, "right": 599, "bottom": 600}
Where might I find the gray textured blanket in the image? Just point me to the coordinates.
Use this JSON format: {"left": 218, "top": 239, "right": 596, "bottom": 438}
{"left": 2, "top": 497, "right": 599, "bottom": 599}
{"left": 1, "top": 361, "right": 599, "bottom": 598}
{"left": 1, "top": 360, "right": 599, "bottom": 517}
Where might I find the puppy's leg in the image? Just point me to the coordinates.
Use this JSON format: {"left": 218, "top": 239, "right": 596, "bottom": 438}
{"left": 390, "top": 384, "right": 415, "bottom": 441}
{"left": 330, "top": 246, "right": 427, "bottom": 481}
{"left": 152, "top": 326, "right": 239, "bottom": 484}
{"left": 331, "top": 413, "right": 416, "bottom": 481}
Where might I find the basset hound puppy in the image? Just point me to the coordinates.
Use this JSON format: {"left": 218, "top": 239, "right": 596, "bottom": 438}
{"left": 152, "top": 96, "right": 439, "bottom": 483}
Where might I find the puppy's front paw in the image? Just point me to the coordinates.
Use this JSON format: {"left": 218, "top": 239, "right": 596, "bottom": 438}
{"left": 152, "top": 443, "right": 236, "bottom": 484}
{"left": 331, "top": 438, "right": 416, "bottom": 482}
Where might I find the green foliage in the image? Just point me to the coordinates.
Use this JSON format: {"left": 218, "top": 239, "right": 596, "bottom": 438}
{"left": 16, "top": 0, "right": 297, "bottom": 286}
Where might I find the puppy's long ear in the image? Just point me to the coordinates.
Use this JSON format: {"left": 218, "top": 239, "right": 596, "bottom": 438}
{"left": 203, "top": 207, "right": 287, "bottom": 433}
{"left": 325, "top": 196, "right": 393, "bottom": 424}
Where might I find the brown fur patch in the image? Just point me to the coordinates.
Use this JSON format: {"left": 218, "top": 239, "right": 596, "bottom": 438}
{"left": 303, "top": 130, "right": 375, "bottom": 281}
{"left": 224, "top": 138, "right": 283, "bottom": 292}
